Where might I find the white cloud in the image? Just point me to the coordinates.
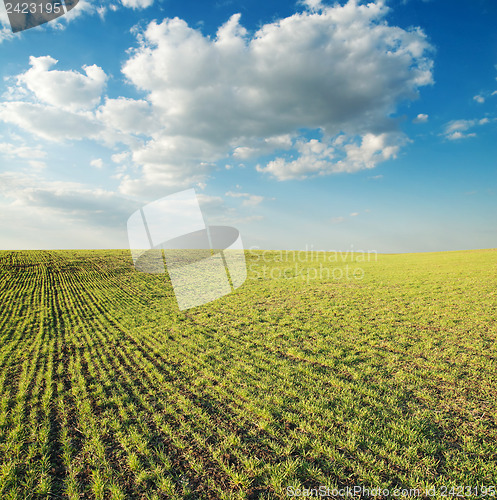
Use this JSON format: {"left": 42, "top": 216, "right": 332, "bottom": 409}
{"left": 18, "top": 56, "right": 107, "bottom": 111}
{"left": 225, "top": 191, "right": 248, "bottom": 198}
{"left": 0, "top": 101, "right": 102, "bottom": 141}
{"left": 1, "top": 1, "right": 433, "bottom": 192}
{"left": 225, "top": 191, "right": 265, "bottom": 206}
{"left": 413, "top": 113, "right": 429, "bottom": 123}
{"left": 442, "top": 118, "right": 493, "bottom": 140}
{"left": 90, "top": 158, "right": 103, "bottom": 168}
{"left": 445, "top": 119, "right": 475, "bottom": 134}
{"left": 118, "top": 2, "right": 432, "bottom": 187}
{"left": 0, "top": 141, "right": 47, "bottom": 168}
{"left": 96, "top": 97, "right": 155, "bottom": 135}
{"left": 0, "top": 25, "right": 14, "bottom": 44}
{"left": 0, "top": 171, "right": 138, "bottom": 248}
{"left": 111, "top": 152, "right": 130, "bottom": 163}
{"left": 0, "top": 1, "right": 16, "bottom": 42}
{"left": 118, "top": 135, "right": 221, "bottom": 196}
{"left": 0, "top": 0, "right": 153, "bottom": 38}
{"left": 257, "top": 133, "right": 406, "bottom": 180}
{"left": 232, "top": 135, "right": 293, "bottom": 160}
{"left": 123, "top": 7, "right": 432, "bottom": 142}
{"left": 299, "top": 0, "right": 324, "bottom": 12}
{"left": 350, "top": 212, "right": 359, "bottom": 217}
{"left": 120, "top": 0, "right": 154, "bottom": 8}
{"left": 473, "top": 95, "right": 485, "bottom": 104}
{"left": 232, "top": 147, "right": 256, "bottom": 160}
{"left": 447, "top": 131, "right": 476, "bottom": 140}
{"left": 0, "top": 141, "right": 46, "bottom": 160}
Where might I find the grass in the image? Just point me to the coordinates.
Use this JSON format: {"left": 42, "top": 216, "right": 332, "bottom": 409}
{"left": 0, "top": 248, "right": 496, "bottom": 498}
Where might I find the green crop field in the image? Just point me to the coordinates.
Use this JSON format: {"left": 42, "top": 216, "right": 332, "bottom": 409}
{"left": 0, "top": 249, "right": 496, "bottom": 499}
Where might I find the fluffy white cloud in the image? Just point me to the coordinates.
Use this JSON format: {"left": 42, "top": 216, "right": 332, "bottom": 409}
{"left": 299, "top": 0, "right": 324, "bottom": 12}
{"left": 118, "top": 135, "right": 219, "bottom": 196}
{"left": 18, "top": 56, "right": 107, "bottom": 111}
{"left": 473, "top": 95, "right": 485, "bottom": 104}
{"left": 118, "top": 2, "right": 432, "bottom": 186}
{"left": 257, "top": 133, "right": 406, "bottom": 180}
{"left": 124, "top": 6, "right": 432, "bottom": 140}
{"left": 1, "top": 1, "right": 433, "bottom": 192}
{"left": 96, "top": 97, "right": 155, "bottom": 135}
{"left": 0, "top": 57, "right": 109, "bottom": 143}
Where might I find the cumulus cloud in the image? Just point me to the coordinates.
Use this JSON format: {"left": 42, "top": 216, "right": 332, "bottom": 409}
{"left": 119, "top": 2, "right": 432, "bottom": 185}
{"left": 96, "top": 97, "right": 155, "bottom": 135}
{"left": 124, "top": 6, "right": 432, "bottom": 140}
{"left": 413, "top": 113, "right": 429, "bottom": 123}
{"left": 17, "top": 56, "right": 107, "bottom": 111}
{"left": 473, "top": 95, "right": 485, "bottom": 104}
{"left": 1, "top": 0, "right": 434, "bottom": 191}
{"left": 257, "top": 133, "right": 406, "bottom": 180}
{"left": 0, "top": 57, "right": 110, "bottom": 143}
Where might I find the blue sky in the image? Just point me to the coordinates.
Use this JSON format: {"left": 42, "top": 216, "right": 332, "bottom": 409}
{"left": 0, "top": 0, "right": 495, "bottom": 252}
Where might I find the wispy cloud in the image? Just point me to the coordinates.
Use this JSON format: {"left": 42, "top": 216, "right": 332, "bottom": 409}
{"left": 442, "top": 118, "right": 492, "bottom": 140}
{"left": 225, "top": 191, "right": 265, "bottom": 207}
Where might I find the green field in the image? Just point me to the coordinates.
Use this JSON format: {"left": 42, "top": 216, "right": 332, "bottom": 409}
{"left": 0, "top": 249, "right": 496, "bottom": 499}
